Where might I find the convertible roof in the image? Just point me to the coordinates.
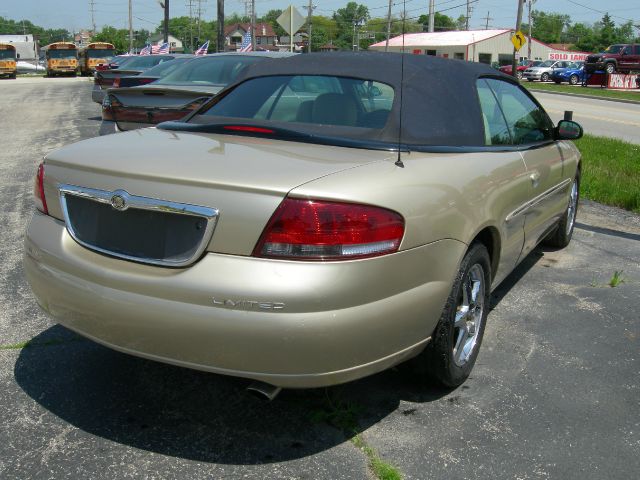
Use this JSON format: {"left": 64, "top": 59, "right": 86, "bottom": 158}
{"left": 228, "top": 51, "right": 512, "bottom": 147}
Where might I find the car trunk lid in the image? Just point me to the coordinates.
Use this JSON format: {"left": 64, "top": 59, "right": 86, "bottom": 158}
{"left": 43, "top": 128, "right": 394, "bottom": 258}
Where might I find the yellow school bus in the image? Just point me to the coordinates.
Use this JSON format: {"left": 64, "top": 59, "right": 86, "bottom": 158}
{"left": 0, "top": 43, "right": 17, "bottom": 79}
{"left": 45, "top": 42, "right": 78, "bottom": 77}
{"left": 79, "top": 42, "right": 115, "bottom": 75}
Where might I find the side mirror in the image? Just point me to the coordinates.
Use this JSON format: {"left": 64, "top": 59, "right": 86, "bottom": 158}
{"left": 555, "top": 120, "right": 583, "bottom": 140}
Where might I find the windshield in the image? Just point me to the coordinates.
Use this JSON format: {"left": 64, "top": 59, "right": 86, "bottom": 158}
{"left": 156, "top": 55, "right": 265, "bottom": 86}
{"left": 86, "top": 48, "right": 115, "bottom": 59}
{"left": 197, "top": 75, "right": 394, "bottom": 131}
{"left": 47, "top": 49, "right": 77, "bottom": 59}
{"left": 0, "top": 49, "right": 15, "bottom": 60}
{"left": 538, "top": 60, "right": 554, "bottom": 68}
{"left": 119, "top": 55, "right": 172, "bottom": 69}
{"left": 604, "top": 45, "right": 623, "bottom": 54}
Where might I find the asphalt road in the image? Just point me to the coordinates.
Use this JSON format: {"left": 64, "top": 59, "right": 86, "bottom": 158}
{"left": 1, "top": 77, "right": 639, "bottom": 479}
{"left": 531, "top": 90, "right": 640, "bottom": 144}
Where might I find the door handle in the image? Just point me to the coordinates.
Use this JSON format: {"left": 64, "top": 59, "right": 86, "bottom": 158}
{"left": 530, "top": 171, "right": 540, "bottom": 188}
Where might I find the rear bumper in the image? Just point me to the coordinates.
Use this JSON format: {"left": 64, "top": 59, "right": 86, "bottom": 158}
{"left": 24, "top": 212, "right": 464, "bottom": 388}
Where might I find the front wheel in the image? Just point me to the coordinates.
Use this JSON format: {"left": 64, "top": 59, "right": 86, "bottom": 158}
{"left": 540, "top": 72, "right": 550, "bottom": 82}
{"left": 605, "top": 63, "right": 616, "bottom": 74}
{"left": 569, "top": 74, "right": 579, "bottom": 85}
{"left": 421, "top": 243, "right": 491, "bottom": 387}
{"left": 516, "top": 71, "right": 523, "bottom": 80}
{"left": 544, "top": 174, "right": 580, "bottom": 248}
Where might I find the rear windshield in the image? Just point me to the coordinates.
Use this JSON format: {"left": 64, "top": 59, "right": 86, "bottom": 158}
{"left": 155, "top": 56, "right": 265, "bottom": 86}
{"left": 142, "top": 57, "right": 193, "bottom": 77}
{"left": 198, "top": 75, "right": 394, "bottom": 129}
{"left": 120, "top": 55, "right": 172, "bottom": 69}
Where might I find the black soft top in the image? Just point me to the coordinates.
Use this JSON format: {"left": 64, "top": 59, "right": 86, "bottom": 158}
{"left": 223, "top": 51, "right": 512, "bottom": 147}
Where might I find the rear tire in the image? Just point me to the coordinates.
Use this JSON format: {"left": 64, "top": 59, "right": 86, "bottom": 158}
{"left": 421, "top": 243, "right": 491, "bottom": 387}
{"left": 544, "top": 173, "right": 580, "bottom": 248}
{"left": 516, "top": 71, "right": 523, "bottom": 80}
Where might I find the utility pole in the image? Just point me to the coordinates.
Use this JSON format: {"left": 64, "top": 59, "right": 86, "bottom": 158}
{"left": 163, "top": 0, "right": 170, "bottom": 44}
{"left": 250, "top": 0, "right": 255, "bottom": 51}
{"left": 527, "top": 0, "right": 536, "bottom": 60}
{"left": 465, "top": 0, "right": 473, "bottom": 31}
{"left": 186, "top": 0, "right": 194, "bottom": 51}
{"left": 385, "top": 0, "right": 392, "bottom": 51}
{"left": 217, "top": 0, "right": 224, "bottom": 52}
{"left": 512, "top": 0, "right": 525, "bottom": 82}
{"left": 481, "top": 11, "right": 492, "bottom": 30}
{"left": 303, "top": 0, "right": 316, "bottom": 53}
{"left": 128, "top": 0, "right": 133, "bottom": 52}
{"left": 428, "top": 0, "right": 435, "bottom": 32}
{"left": 90, "top": 0, "right": 97, "bottom": 34}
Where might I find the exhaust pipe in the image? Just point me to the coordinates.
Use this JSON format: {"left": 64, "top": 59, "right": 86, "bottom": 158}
{"left": 246, "top": 381, "right": 282, "bottom": 401}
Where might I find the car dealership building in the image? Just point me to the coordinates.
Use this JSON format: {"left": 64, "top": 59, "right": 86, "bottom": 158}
{"left": 369, "top": 29, "right": 589, "bottom": 65}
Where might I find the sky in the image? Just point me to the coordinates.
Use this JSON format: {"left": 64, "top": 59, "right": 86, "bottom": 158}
{"left": 1, "top": 0, "right": 639, "bottom": 34}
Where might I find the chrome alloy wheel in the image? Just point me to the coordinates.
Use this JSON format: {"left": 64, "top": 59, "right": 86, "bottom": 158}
{"left": 566, "top": 180, "right": 578, "bottom": 236}
{"left": 453, "top": 264, "right": 485, "bottom": 366}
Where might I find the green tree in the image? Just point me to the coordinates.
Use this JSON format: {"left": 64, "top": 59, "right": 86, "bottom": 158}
{"left": 333, "top": 2, "right": 369, "bottom": 50}
{"left": 418, "top": 12, "right": 456, "bottom": 32}
{"left": 260, "top": 9, "right": 286, "bottom": 38}
{"left": 531, "top": 11, "right": 571, "bottom": 44}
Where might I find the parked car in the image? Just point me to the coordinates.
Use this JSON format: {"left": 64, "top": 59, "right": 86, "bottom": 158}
{"left": 110, "top": 55, "right": 195, "bottom": 89}
{"left": 25, "top": 52, "right": 582, "bottom": 393}
{"left": 522, "top": 60, "right": 574, "bottom": 82}
{"left": 499, "top": 60, "right": 542, "bottom": 80}
{"left": 585, "top": 44, "right": 640, "bottom": 74}
{"left": 94, "top": 54, "right": 131, "bottom": 72}
{"left": 100, "top": 52, "right": 294, "bottom": 135}
{"left": 551, "top": 62, "right": 586, "bottom": 85}
{"left": 91, "top": 54, "right": 186, "bottom": 104}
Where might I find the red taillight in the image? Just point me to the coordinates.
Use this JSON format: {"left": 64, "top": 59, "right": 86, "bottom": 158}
{"left": 34, "top": 163, "right": 48, "bottom": 215}
{"left": 253, "top": 198, "right": 405, "bottom": 260}
{"left": 113, "top": 77, "right": 120, "bottom": 88}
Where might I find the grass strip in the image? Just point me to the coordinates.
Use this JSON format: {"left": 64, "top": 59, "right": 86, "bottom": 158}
{"left": 310, "top": 392, "right": 403, "bottom": 480}
{"left": 574, "top": 134, "right": 640, "bottom": 213}
{"left": 352, "top": 434, "right": 402, "bottom": 480}
{"left": 523, "top": 82, "right": 640, "bottom": 103}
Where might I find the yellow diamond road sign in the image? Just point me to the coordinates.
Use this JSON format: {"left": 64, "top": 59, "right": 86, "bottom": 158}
{"left": 511, "top": 31, "right": 526, "bottom": 51}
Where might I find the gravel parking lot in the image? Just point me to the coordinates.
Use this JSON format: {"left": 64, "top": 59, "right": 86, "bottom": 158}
{"left": 1, "top": 76, "right": 638, "bottom": 479}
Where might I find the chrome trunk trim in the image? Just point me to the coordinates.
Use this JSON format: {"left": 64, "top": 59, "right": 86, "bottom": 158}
{"left": 58, "top": 183, "right": 219, "bottom": 267}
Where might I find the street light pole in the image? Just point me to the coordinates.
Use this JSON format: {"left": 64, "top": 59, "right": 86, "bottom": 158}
{"left": 527, "top": 0, "right": 536, "bottom": 61}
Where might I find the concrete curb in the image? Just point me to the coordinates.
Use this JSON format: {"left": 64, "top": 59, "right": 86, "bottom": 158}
{"left": 527, "top": 87, "right": 640, "bottom": 106}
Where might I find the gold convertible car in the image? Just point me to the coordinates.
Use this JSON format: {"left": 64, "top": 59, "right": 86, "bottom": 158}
{"left": 24, "top": 53, "right": 582, "bottom": 394}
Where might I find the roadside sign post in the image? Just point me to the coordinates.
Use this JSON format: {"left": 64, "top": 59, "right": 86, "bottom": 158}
{"left": 277, "top": 5, "right": 305, "bottom": 52}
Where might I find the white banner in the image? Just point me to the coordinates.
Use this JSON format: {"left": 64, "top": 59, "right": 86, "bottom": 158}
{"left": 607, "top": 74, "right": 640, "bottom": 90}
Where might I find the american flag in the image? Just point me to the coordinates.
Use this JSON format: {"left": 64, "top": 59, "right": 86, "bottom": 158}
{"left": 238, "top": 30, "right": 252, "bottom": 52}
{"left": 139, "top": 45, "right": 151, "bottom": 56}
{"left": 151, "top": 42, "right": 170, "bottom": 54}
{"left": 194, "top": 40, "right": 209, "bottom": 56}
